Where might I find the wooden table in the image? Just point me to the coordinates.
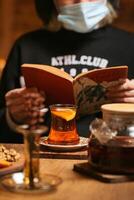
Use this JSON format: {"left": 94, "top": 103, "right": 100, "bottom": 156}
{"left": 1, "top": 144, "right": 134, "bottom": 200}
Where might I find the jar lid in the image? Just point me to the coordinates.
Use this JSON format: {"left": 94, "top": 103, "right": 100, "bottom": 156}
{"left": 101, "top": 103, "right": 134, "bottom": 114}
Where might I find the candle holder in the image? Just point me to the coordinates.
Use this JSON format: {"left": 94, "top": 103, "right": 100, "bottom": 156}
{"left": 0, "top": 125, "right": 62, "bottom": 193}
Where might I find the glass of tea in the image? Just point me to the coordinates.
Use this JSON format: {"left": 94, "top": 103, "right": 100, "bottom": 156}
{"left": 48, "top": 104, "right": 79, "bottom": 145}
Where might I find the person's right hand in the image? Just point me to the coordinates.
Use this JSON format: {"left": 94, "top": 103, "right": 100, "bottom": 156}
{"left": 5, "top": 87, "right": 46, "bottom": 126}
{"left": 106, "top": 79, "right": 134, "bottom": 103}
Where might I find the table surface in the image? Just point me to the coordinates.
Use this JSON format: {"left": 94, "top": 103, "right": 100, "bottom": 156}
{"left": 1, "top": 144, "right": 134, "bottom": 200}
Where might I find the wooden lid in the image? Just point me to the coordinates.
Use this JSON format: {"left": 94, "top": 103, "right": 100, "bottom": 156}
{"left": 101, "top": 103, "right": 134, "bottom": 114}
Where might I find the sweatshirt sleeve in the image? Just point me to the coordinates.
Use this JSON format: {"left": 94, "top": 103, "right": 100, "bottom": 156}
{"left": 0, "top": 42, "right": 23, "bottom": 143}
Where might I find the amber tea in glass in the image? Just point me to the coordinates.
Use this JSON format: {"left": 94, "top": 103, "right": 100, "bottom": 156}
{"left": 48, "top": 104, "right": 79, "bottom": 145}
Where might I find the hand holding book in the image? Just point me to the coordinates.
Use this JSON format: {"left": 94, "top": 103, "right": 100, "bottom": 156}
{"left": 106, "top": 78, "right": 134, "bottom": 103}
{"left": 5, "top": 87, "right": 47, "bottom": 126}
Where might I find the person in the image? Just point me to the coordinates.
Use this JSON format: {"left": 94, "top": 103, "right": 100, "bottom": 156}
{"left": 0, "top": 0, "right": 134, "bottom": 143}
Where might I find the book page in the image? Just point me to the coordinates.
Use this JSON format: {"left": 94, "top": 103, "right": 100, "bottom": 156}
{"left": 73, "top": 77, "right": 110, "bottom": 116}
{"left": 73, "top": 66, "right": 128, "bottom": 117}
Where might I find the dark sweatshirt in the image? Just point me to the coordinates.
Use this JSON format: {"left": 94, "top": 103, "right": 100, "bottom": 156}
{"left": 0, "top": 26, "right": 134, "bottom": 143}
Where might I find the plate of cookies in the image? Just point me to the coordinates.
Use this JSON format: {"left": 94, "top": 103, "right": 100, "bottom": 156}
{"left": 0, "top": 145, "right": 24, "bottom": 176}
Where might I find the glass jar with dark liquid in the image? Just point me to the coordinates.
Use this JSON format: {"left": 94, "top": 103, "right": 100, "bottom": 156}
{"left": 88, "top": 103, "right": 134, "bottom": 174}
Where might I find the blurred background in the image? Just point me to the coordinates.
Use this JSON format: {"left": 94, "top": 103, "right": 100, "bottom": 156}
{"left": 0, "top": 0, "right": 134, "bottom": 60}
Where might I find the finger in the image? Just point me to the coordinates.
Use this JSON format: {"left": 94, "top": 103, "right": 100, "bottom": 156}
{"left": 25, "top": 118, "right": 38, "bottom": 126}
{"left": 24, "top": 93, "right": 42, "bottom": 99}
{"left": 31, "top": 108, "right": 48, "bottom": 119}
{"left": 6, "top": 87, "right": 39, "bottom": 101}
{"left": 107, "top": 90, "right": 134, "bottom": 98}
{"left": 108, "top": 80, "right": 134, "bottom": 92}
{"left": 110, "top": 97, "right": 134, "bottom": 103}
{"left": 24, "top": 89, "right": 45, "bottom": 99}
{"left": 106, "top": 79, "right": 126, "bottom": 89}
{"left": 6, "top": 88, "right": 45, "bottom": 109}
{"left": 8, "top": 103, "right": 30, "bottom": 115}
{"left": 6, "top": 98, "right": 35, "bottom": 113}
{"left": 6, "top": 96, "right": 44, "bottom": 111}
{"left": 11, "top": 109, "right": 43, "bottom": 125}
{"left": 38, "top": 117, "right": 44, "bottom": 123}
{"left": 6, "top": 95, "right": 29, "bottom": 107}
{"left": 10, "top": 110, "right": 33, "bottom": 124}
{"left": 31, "top": 97, "right": 45, "bottom": 106}
{"left": 5, "top": 88, "right": 27, "bottom": 101}
{"left": 24, "top": 94, "right": 45, "bottom": 108}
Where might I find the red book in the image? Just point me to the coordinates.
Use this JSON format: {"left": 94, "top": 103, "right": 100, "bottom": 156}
{"left": 22, "top": 64, "right": 128, "bottom": 117}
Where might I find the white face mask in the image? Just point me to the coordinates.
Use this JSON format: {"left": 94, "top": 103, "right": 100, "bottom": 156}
{"left": 57, "top": 0, "right": 109, "bottom": 33}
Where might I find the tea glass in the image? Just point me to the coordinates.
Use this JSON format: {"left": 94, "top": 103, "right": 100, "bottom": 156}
{"left": 48, "top": 104, "right": 79, "bottom": 145}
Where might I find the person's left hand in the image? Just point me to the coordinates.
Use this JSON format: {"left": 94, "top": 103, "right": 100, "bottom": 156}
{"left": 106, "top": 79, "right": 134, "bottom": 103}
{"left": 5, "top": 87, "right": 47, "bottom": 127}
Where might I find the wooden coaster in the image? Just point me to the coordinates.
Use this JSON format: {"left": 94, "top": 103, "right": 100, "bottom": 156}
{"left": 73, "top": 162, "right": 134, "bottom": 183}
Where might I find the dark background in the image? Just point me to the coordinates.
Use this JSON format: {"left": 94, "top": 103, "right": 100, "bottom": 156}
{"left": 0, "top": 0, "right": 134, "bottom": 59}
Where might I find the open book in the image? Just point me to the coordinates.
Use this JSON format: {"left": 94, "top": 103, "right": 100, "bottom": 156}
{"left": 21, "top": 64, "right": 128, "bottom": 117}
